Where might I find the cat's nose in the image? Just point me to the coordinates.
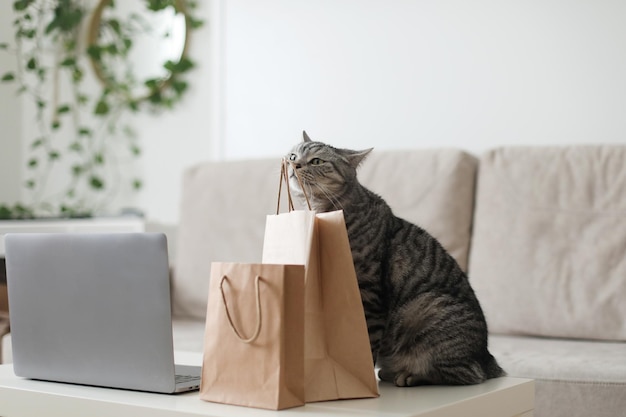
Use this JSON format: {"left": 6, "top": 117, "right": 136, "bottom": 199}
{"left": 294, "top": 163, "right": 302, "bottom": 169}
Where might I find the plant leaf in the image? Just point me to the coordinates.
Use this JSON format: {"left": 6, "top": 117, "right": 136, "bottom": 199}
{"left": 60, "top": 57, "right": 76, "bottom": 67}
{"left": 86, "top": 45, "right": 101, "bottom": 60}
{"left": 190, "top": 18, "right": 204, "bottom": 29}
{"left": 72, "top": 164, "right": 84, "bottom": 176}
{"left": 0, "top": 205, "right": 11, "bottom": 220}
{"left": 64, "top": 39, "right": 76, "bottom": 52}
{"left": 72, "top": 68, "right": 83, "bottom": 82}
{"left": 26, "top": 57, "right": 37, "bottom": 70}
{"left": 94, "top": 100, "right": 109, "bottom": 115}
{"left": 69, "top": 142, "right": 82, "bottom": 152}
{"left": 146, "top": 0, "right": 175, "bottom": 12}
{"left": 144, "top": 78, "right": 159, "bottom": 89}
{"left": 89, "top": 176, "right": 105, "bottom": 190}
{"left": 165, "top": 57, "right": 194, "bottom": 73}
{"left": 57, "top": 104, "right": 71, "bottom": 114}
{"left": 14, "top": 0, "right": 35, "bottom": 12}
{"left": 107, "top": 18, "right": 121, "bottom": 35}
{"left": 31, "top": 138, "right": 44, "bottom": 148}
{"left": 19, "top": 28, "right": 36, "bottom": 39}
{"left": 171, "top": 80, "right": 188, "bottom": 95}
{"left": 1, "top": 72, "right": 15, "bottom": 82}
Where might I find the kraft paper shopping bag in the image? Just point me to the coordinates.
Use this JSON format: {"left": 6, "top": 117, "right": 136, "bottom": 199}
{"left": 261, "top": 160, "right": 379, "bottom": 403}
{"left": 200, "top": 262, "right": 305, "bottom": 410}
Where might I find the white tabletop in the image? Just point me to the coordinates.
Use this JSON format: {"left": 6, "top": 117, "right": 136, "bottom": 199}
{"left": 0, "top": 352, "right": 533, "bottom": 417}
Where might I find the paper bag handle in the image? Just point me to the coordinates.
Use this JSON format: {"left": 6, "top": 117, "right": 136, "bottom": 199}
{"left": 220, "top": 275, "right": 263, "bottom": 344}
{"left": 276, "top": 158, "right": 312, "bottom": 214}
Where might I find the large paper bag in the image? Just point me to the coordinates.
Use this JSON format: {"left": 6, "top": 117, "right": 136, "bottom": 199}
{"left": 200, "top": 262, "right": 305, "bottom": 410}
{"left": 262, "top": 209, "right": 379, "bottom": 402}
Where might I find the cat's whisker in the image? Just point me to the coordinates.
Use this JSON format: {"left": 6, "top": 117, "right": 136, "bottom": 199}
{"left": 313, "top": 183, "right": 343, "bottom": 211}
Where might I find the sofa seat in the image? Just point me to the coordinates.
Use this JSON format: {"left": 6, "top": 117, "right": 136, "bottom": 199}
{"left": 490, "top": 334, "right": 626, "bottom": 417}
{"left": 172, "top": 318, "right": 206, "bottom": 353}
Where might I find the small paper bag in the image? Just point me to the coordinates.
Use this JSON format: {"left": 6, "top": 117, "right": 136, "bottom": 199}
{"left": 200, "top": 262, "right": 305, "bottom": 410}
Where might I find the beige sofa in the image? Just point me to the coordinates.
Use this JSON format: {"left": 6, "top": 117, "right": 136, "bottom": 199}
{"left": 3, "top": 146, "right": 625, "bottom": 416}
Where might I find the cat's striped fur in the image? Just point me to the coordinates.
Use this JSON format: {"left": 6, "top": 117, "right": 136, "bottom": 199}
{"left": 287, "top": 132, "right": 505, "bottom": 387}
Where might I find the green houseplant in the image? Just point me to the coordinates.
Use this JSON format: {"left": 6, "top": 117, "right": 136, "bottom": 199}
{"left": 0, "top": 0, "right": 202, "bottom": 219}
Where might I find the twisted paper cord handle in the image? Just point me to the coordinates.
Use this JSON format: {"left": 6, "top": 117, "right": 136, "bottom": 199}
{"left": 219, "top": 275, "right": 262, "bottom": 344}
{"left": 276, "top": 158, "right": 312, "bottom": 214}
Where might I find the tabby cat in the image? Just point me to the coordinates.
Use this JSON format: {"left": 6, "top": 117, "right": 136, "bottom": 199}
{"left": 286, "top": 132, "right": 505, "bottom": 387}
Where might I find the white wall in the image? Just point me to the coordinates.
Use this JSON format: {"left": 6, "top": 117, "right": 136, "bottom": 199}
{"left": 216, "top": 0, "right": 626, "bottom": 159}
{"left": 4, "top": 1, "right": 626, "bottom": 224}
{"left": 0, "top": 8, "right": 22, "bottom": 206}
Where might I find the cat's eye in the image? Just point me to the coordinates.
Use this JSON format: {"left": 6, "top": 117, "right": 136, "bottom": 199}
{"left": 310, "top": 158, "right": 324, "bottom": 166}
{"left": 289, "top": 153, "right": 297, "bottom": 161}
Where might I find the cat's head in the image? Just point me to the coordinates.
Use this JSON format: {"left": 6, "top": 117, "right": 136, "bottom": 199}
{"left": 286, "top": 131, "right": 372, "bottom": 210}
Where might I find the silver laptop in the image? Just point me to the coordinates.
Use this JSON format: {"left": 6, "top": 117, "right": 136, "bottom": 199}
{"left": 4, "top": 232, "right": 201, "bottom": 394}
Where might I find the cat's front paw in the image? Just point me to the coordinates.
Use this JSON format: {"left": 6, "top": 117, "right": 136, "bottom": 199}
{"left": 379, "top": 368, "right": 423, "bottom": 387}
{"left": 393, "top": 371, "right": 422, "bottom": 387}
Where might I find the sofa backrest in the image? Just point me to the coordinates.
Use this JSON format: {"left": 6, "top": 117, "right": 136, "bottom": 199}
{"left": 173, "top": 149, "right": 478, "bottom": 319}
{"left": 173, "top": 158, "right": 279, "bottom": 318}
{"left": 469, "top": 146, "right": 626, "bottom": 341}
{"left": 357, "top": 149, "right": 477, "bottom": 270}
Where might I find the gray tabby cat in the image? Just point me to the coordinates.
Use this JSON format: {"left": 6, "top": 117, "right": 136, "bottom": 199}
{"left": 286, "top": 132, "right": 505, "bottom": 387}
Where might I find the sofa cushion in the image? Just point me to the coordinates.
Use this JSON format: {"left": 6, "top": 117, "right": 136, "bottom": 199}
{"left": 490, "top": 334, "right": 626, "bottom": 417}
{"left": 174, "top": 149, "right": 478, "bottom": 319}
{"left": 358, "top": 149, "right": 477, "bottom": 271}
{"left": 173, "top": 158, "right": 280, "bottom": 319}
{"left": 470, "top": 146, "right": 626, "bottom": 340}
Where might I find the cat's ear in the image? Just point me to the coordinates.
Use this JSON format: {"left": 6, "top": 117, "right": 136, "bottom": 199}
{"left": 302, "top": 131, "right": 312, "bottom": 142}
{"left": 343, "top": 148, "right": 373, "bottom": 169}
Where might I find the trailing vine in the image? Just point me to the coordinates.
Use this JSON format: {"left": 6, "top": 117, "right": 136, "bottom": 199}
{"left": 0, "top": 0, "right": 202, "bottom": 219}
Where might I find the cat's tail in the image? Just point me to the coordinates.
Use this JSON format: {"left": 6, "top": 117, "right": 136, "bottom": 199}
{"left": 484, "top": 352, "right": 506, "bottom": 379}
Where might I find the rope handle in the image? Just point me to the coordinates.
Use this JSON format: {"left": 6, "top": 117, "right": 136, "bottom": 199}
{"left": 219, "top": 275, "right": 262, "bottom": 344}
{"left": 276, "top": 158, "right": 312, "bottom": 214}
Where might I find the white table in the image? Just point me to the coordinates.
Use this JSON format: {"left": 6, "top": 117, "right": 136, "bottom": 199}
{"left": 0, "top": 352, "right": 534, "bottom": 417}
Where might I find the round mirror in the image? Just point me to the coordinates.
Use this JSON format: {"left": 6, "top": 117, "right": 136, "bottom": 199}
{"left": 87, "top": 0, "right": 191, "bottom": 102}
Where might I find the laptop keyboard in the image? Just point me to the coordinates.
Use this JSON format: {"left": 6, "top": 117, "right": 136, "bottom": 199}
{"left": 176, "top": 374, "right": 201, "bottom": 384}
